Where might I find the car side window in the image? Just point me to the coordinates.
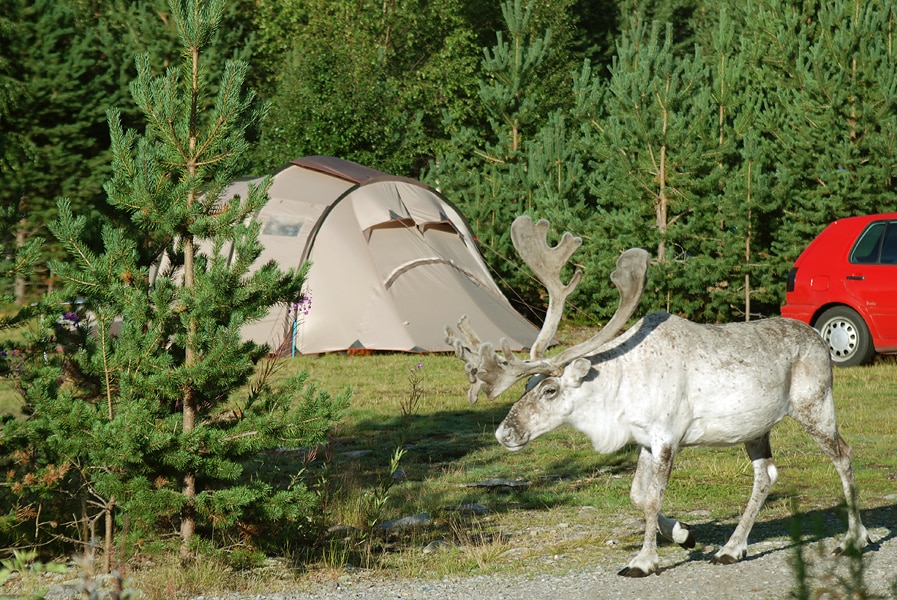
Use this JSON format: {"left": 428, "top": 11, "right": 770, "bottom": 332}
{"left": 850, "top": 222, "right": 886, "bottom": 264}
{"left": 881, "top": 221, "right": 897, "bottom": 264}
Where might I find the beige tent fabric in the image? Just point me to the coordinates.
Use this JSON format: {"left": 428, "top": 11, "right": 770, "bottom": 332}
{"left": 163, "top": 156, "right": 541, "bottom": 355}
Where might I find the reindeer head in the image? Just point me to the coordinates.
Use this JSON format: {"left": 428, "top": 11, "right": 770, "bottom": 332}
{"left": 445, "top": 215, "right": 649, "bottom": 403}
{"left": 495, "top": 357, "right": 593, "bottom": 450}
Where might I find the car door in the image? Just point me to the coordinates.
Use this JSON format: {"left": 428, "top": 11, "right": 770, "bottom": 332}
{"left": 844, "top": 219, "right": 897, "bottom": 348}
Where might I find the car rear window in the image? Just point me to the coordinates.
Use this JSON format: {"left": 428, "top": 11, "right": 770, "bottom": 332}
{"left": 850, "top": 220, "right": 897, "bottom": 264}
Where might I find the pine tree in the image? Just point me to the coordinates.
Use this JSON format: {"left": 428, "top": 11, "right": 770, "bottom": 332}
{"left": 0, "top": 0, "right": 101, "bottom": 300}
{"left": 0, "top": 0, "right": 180, "bottom": 300}
{"left": 251, "top": 0, "right": 432, "bottom": 176}
{"left": 2, "top": 0, "right": 347, "bottom": 565}
{"left": 618, "top": 0, "right": 732, "bottom": 64}
{"left": 762, "top": 1, "right": 897, "bottom": 263}
{"left": 0, "top": 205, "right": 42, "bottom": 341}
{"left": 709, "top": 3, "right": 794, "bottom": 321}
{"left": 681, "top": 6, "right": 783, "bottom": 322}
{"left": 587, "top": 16, "right": 715, "bottom": 315}
{"left": 427, "top": 0, "right": 565, "bottom": 318}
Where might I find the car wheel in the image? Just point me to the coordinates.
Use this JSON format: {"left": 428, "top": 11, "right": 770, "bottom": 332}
{"left": 814, "top": 306, "right": 876, "bottom": 367}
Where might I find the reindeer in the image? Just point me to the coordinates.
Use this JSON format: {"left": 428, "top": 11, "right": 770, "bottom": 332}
{"left": 445, "top": 216, "right": 871, "bottom": 577}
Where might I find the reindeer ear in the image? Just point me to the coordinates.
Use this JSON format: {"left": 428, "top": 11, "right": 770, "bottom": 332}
{"left": 563, "top": 358, "right": 592, "bottom": 387}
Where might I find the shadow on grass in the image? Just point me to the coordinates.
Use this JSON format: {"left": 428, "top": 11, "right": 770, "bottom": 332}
{"left": 308, "top": 396, "right": 897, "bottom": 591}
{"left": 330, "top": 401, "right": 514, "bottom": 462}
{"left": 326, "top": 401, "right": 637, "bottom": 489}
{"left": 319, "top": 396, "right": 896, "bottom": 573}
{"left": 315, "top": 401, "right": 642, "bottom": 525}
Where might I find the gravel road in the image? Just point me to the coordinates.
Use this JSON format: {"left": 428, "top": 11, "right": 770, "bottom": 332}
{"left": 193, "top": 525, "right": 897, "bottom": 600}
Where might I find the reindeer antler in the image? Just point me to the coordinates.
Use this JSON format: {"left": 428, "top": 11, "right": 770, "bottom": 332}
{"left": 510, "top": 216, "right": 584, "bottom": 360}
{"left": 445, "top": 216, "right": 649, "bottom": 403}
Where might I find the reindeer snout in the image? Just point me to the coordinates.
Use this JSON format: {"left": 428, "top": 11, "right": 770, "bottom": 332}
{"left": 495, "top": 420, "right": 529, "bottom": 451}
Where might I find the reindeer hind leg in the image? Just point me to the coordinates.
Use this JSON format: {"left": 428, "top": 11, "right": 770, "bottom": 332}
{"left": 828, "top": 434, "right": 871, "bottom": 554}
{"left": 790, "top": 382, "right": 871, "bottom": 554}
{"left": 793, "top": 405, "right": 871, "bottom": 553}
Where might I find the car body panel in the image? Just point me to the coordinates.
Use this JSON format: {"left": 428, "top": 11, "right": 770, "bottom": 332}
{"left": 781, "top": 213, "right": 897, "bottom": 356}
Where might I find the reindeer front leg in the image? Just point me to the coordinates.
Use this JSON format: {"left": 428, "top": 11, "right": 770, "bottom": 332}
{"left": 620, "top": 443, "right": 677, "bottom": 577}
{"left": 712, "top": 434, "right": 777, "bottom": 565}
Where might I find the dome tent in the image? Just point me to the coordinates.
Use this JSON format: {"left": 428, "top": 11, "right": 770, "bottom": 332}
{"left": 216, "top": 156, "right": 540, "bottom": 355}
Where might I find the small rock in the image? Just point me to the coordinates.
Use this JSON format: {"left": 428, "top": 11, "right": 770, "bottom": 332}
{"left": 327, "top": 524, "right": 360, "bottom": 539}
{"left": 44, "top": 584, "right": 81, "bottom": 600}
{"left": 343, "top": 450, "right": 373, "bottom": 459}
{"left": 685, "top": 509, "right": 712, "bottom": 518}
{"left": 379, "top": 513, "right": 432, "bottom": 531}
{"left": 499, "top": 547, "right": 529, "bottom": 560}
{"left": 446, "top": 503, "right": 490, "bottom": 515}
{"left": 422, "top": 540, "right": 453, "bottom": 554}
{"left": 463, "top": 478, "right": 530, "bottom": 490}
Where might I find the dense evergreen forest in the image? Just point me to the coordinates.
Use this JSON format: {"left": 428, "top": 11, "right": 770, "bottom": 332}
{"left": 3, "top": 0, "right": 897, "bottom": 323}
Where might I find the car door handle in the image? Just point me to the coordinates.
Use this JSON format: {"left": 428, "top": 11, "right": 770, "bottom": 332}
{"left": 846, "top": 275, "right": 865, "bottom": 281}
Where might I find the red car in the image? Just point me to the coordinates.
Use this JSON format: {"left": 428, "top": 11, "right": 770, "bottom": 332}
{"left": 781, "top": 212, "right": 897, "bottom": 366}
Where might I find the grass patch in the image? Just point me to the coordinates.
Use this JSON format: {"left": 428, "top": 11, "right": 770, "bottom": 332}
{"left": 3, "top": 345, "right": 897, "bottom": 598}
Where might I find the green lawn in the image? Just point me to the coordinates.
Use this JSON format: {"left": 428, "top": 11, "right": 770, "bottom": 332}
{"left": 284, "top": 349, "right": 897, "bottom": 577}
{"left": 2, "top": 338, "right": 895, "bottom": 584}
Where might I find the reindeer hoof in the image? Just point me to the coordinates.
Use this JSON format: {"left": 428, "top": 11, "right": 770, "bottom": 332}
{"left": 711, "top": 549, "right": 745, "bottom": 565}
{"left": 833, "top": 532, "right": 872, "bottom": 556}
{"left": 617, "top": 566, "right": 652, "bottom": 578}
{"left": 832, "top": 542, "right": 866, "bottom": 557}
{"left": 676, "top": 523, "right": 696, "bottom": 549}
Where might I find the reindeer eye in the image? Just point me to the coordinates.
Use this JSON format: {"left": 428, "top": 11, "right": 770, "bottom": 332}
{"left": 542, "top": 383, "right": 559, "bottom": 399}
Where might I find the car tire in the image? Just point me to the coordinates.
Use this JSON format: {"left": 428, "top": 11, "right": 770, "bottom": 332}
{"left": 814, "top": 306, "right": 876, "bottom": 367}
